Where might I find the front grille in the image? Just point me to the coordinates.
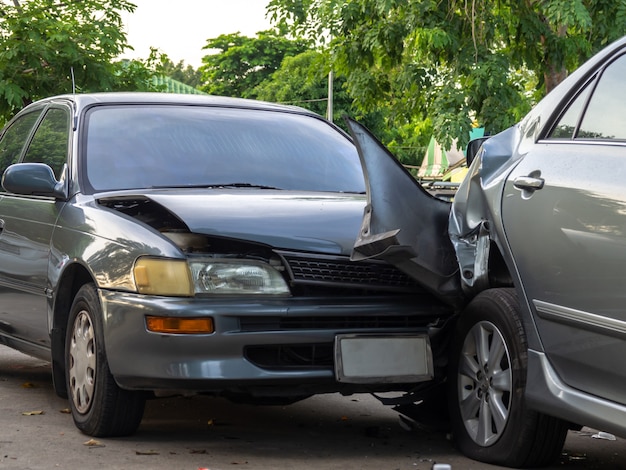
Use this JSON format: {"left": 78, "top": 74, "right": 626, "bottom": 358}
{"left": 280, "top": 252, "right": 421, "bottom": 292}
{"left": 239, "top": 315, "right": 430, "bottom": 332}
{"left": 245, "top": 344, "right": 334, "bottom": 369}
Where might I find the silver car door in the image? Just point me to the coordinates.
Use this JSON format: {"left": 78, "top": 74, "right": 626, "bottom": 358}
{"left": 501, "top": 53, "right": 626, "bottom": 405}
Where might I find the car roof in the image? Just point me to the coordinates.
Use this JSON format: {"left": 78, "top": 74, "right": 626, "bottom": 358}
{"left": 31, "top": 92, "right": 315, "bottom": 115}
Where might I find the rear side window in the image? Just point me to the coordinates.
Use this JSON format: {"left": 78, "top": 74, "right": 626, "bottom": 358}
{"left": 0, "top": 111, "right": 41, "bottom": 178}
{"left": 548, "top": 54, "right": 626, "bottom": 141}
{"left": 577, "top": 55, "right": 626, "bottom": 140}
{"left": 83, "top": 106, "right": 364, "bottom": 194}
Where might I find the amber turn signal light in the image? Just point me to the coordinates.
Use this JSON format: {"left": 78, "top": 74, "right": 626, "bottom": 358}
{"left": 145, "top": 316, "right": 214, "bottom": 334}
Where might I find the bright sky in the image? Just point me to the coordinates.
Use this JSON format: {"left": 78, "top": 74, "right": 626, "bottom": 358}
{"left": 121, "top": 0, "right": 273, "bottom": 68}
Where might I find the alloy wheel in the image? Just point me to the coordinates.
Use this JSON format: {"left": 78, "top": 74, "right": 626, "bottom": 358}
{"left": 457, "top": 320, "right": 512, "bottom": 447}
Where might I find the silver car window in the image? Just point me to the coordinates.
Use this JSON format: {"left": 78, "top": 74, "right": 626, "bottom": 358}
{"left": 548, "top": 82, "right": 593, "bottom": 139}
{"left": 578, "top": 54, "right": 626, "bottom": 140}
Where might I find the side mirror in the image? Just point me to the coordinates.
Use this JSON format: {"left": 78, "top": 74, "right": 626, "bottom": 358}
{"left": 466, "top": 137, "right": 490, "bottom": 166}
{"left": 2, "top": 163, "right": 67, "bottom": 199}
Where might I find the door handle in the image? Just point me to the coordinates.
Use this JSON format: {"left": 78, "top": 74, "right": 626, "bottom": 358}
{"left": 513, "top": 175, "right": 545, "bottom": 191}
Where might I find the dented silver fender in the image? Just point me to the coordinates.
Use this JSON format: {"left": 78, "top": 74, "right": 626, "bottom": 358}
{"left": 449, "top": 126, "right": 523, "bottom": 295}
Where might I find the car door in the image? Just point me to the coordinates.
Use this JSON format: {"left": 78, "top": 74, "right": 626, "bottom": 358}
{"left": 0, "top": 105, "right": 70, "bottom": 352}
{"left": 501, "top": 52, "right": 626, "bottom": 405}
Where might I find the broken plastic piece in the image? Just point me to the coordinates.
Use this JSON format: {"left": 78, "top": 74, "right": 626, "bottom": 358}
{"left": 592, "top": 431, "right": 616, "bottom": 440}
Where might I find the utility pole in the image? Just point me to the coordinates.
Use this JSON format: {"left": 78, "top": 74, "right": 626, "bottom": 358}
{"left": 326, "top": 70, "right": 333, "bottom": 122}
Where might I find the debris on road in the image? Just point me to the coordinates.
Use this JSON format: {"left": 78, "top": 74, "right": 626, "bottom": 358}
{"left": 83, "top": 439, "right": 105, "bottom": 448}
{"left": 592, "top": 431, "right": 617, "bottom": 441}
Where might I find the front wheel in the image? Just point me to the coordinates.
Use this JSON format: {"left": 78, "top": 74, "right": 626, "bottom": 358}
{"left": 447, "top": 288, "right": 568, "bottom": 468}
{"left": 66, "top": 283, "right": 146, "bottom": 437}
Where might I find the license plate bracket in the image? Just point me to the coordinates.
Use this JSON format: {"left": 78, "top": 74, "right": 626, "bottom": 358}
{"left": 334, "top": 334, "right": 433, "bottom": 383}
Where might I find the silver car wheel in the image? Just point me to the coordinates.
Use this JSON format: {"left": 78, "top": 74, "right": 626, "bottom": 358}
{"left": 458, "top": 320, "right": 512, "bottom": 447}
{"left": 68, "top": 310, "right": 96, "bottom": 414}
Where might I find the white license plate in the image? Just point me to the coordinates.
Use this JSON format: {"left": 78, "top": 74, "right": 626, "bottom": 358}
{"left": 334, "top": 334, "right": 433, "bottom": 383}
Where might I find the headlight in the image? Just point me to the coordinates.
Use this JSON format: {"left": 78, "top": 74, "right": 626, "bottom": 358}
{"left": 189, "top": 259, "right": 290, "bottom": 295}
{"left": 133, "top": 257, "right": 290, "bottom": 296}
{"left": 133, "top": 258, "right": 194, "bottom": 296}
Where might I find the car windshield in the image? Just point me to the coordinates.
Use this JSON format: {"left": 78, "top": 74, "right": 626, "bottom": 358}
{"left": 83, "top": 105, "right": 365, "bottom": 193}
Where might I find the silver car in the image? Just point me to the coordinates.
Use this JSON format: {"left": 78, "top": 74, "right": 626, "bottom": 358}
{"left": 349, "top": 35, "right": 626, "bottom": 467}
{"left": 0, "top": 93, "right": 453, "bottom": 437}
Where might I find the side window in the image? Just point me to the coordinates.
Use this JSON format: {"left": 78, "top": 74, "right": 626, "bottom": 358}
{"left": 23, "top": 107, "right": 70, "bottom": 179}
{"left": 577, "top": 54, "right": 626, "bottom": 140}
{"left": 0, "top": 111, "right": 41, "bottom": 177}
{"left": 548, "top": 83, "right": 592, "bottom": 139}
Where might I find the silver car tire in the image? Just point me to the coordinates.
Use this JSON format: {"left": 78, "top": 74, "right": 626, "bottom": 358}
{"left": 447, "top": 288, "right": 568, "bottom": 468}
{"left": 65, "top": 283, "right": 145, "bottom": 436}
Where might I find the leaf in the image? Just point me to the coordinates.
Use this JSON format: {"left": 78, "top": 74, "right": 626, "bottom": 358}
{"left": 21, "top": 382, "right": 36, "bottom": 388}
{"left": 21, "top": 410, "right": 44, "bottom": 416}
{"left": 83, "top": 439, "right": 105, "bottom": 447}
{"left": 59, "top": 408, "right": 71, "bottom": 414}
{"left": 135, "top": 450, "right": 160, "bottom": 455}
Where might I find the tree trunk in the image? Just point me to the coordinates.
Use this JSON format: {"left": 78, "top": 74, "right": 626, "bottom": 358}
{"left": 544, "top": 62, "right": 568, "bottom": 94}
{"left": 541, "top": 23, "right": 568, "bottom": 94}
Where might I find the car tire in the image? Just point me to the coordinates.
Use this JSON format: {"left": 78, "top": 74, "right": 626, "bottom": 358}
{"left": 65, "top": 283, "right": 146, "bottom": 437}
{"left": 447, "top": 288, "right": 568, "bottom": 468}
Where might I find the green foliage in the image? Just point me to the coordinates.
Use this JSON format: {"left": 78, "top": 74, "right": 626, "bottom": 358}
{"left": 267, "top": 0, "right": 344, "bottom": 41}
{"left": 0, "top": 0, "right": 162, "bottom": 124}
{"left": 267, "top": 0, "right": 626, "bottom": 150}
{"left": 199, "top": 30, "right": 310, "bottom": 98}
{"left": 111, "top": 48, "right": 168, "bottom": 93}
{"left": 157, "top": 57, "right": 202, "bottom": 88}
{"left": 251, "top": 48, "right": 413, "bottom": 163}
{"left": 254, "top": 50, "right": 332, "bottom": 116}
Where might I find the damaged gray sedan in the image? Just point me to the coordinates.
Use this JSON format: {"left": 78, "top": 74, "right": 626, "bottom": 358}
{"left": 350, "top": 36, "right": 626, "bottom": 467}
{"left": 0, "top": 93, "right": 454, "bottom": 437}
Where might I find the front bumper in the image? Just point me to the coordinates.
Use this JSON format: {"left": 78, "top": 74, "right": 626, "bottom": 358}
{"left": 100, "top": 290, "right": 451, "bottom": 395}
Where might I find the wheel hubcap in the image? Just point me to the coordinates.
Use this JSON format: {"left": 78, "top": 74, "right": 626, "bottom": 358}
{"left": 458, "top": 321, "right": 512, "bottom": 447}
{"left": 69, "top": 310, "right": 96, "bottom": 414}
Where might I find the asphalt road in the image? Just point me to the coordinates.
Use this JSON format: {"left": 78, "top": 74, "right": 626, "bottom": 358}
{"left": 1, "top": 344, "right": 625, "bottom": 470}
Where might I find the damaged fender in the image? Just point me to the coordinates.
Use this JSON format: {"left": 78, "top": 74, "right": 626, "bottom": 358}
{"left": 346, "top": 118, "right": 465, "bottom": 310}
{"left": 347, "top": 118, "right": 523, "bottom": 306}
{"left": 449, "top": 126, "right": 523, "bottom": 296}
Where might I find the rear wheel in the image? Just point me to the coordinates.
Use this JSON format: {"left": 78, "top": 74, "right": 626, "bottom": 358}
{"left": 66, "top": 283, "right": 145, "bottom": 436}
{"left": 448, "top": 288, "right": 568, "bottom": 468}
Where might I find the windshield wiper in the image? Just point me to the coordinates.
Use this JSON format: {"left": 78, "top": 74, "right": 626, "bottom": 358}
{"left": 218, "top": 183, "right": 283, "bottom": 190}
{"left": 150, "top": 183, "right": 283, "bottom": 190}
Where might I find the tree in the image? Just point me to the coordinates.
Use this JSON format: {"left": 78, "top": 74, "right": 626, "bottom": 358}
{"left": 267, "top": 0, "right": 626, "bottom": 149}
{"left": 254, "top": 50, "right": 336, "bottom": 117}
{"left": 199, "top": 30, "right": 309, "bottom": 98}
{"left": 0, "top": 0, "right": 161, "bottom": 123}
{"left": 158, "top": 57, "right": 202, "bottom": 88}
{"left": 253, "top": 49, "right": 425, "bottom": 166}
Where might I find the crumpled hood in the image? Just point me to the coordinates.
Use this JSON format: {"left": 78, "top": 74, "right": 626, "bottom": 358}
{"left": 145, "top": 190, "right": 366, "bottom": 255}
